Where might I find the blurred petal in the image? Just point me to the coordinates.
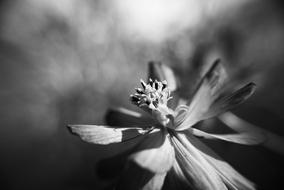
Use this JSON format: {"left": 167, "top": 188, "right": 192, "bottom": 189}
{"left": 185, "top": 131, "right": 256, "bottom": 190}
{"left": 148, "top": 61, "right": 177, "bottom": 91}
{"left": 191, "top": 127, "right": 265, "bottom": 145}
{"left": 171, "top": 133, "right": 227, "bottom": 190}
{"left": 105, "top": 107, "right": 157, "bottom": 127}
{"left": 130, "top": 130, "right": 175, "bottom": 173}
{"left": 175, "top": 82, "right": 256, "bottom": 131}
{"left": 175, "top": 59, "right": 227, "bottom": 131}
{"left": 68, "top": 124, "right": 153, "bottom": 145}
{"left": 189, "top": 58, "right": 228, "bottom": 104}
{"left": 205, "top": 83, "right": 256, "bottom": 119}
{"left": 220, "top": 112, "right": 284, "bottom": 155}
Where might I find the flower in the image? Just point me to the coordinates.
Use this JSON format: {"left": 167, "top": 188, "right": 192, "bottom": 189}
{"left": 68, "top": 60, "right": 265, "bottom": 190}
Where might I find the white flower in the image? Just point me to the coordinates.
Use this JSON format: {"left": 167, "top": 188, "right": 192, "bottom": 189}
{"left": 68, "top": 60, "right": 265, "bottom": 190}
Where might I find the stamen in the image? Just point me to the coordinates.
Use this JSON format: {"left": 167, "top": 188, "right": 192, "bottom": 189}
{"left": 162, "top": 81, "right": 167, "bottom": 90}
{"left": 140, "top": 79, "right": 147, "bottom": 89}
{"left": 130, "top": 95, "right": 140, "bottom": 103}
{"left": 130, "top": 79, "right": 175, "bottom": 126}
{"left": 149, "top": 78, "right": 153, "bottom": 86}
{"left": 135, "top": 88, "right": 143, "bottom": 94}
{"left": 131, "top": 79, "right": 172, "bottom": 110}
{"left": 154, "top": 81, "right": 159, "bottom": 90}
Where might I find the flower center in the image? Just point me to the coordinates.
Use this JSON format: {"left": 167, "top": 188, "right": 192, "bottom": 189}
{"left": 130, "top": 79, "right": 174, "bottom": 126}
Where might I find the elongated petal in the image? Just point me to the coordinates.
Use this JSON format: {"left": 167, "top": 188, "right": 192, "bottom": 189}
{"left": 191, "top": 127, "right": 265, "bottom": 145}
{"left": 204, "top": 83, "right": 256, "bottom": 119}
{"left": 148, "top": 61, "right": 177, "bottom": 91}
{"left": 175, "top": 60, "right": 227, "bottom": 130}
{"left": 175, "top": 82, "right": 256, "bottom": 131}
{"left": 130, "top": 130, "right": 175, "bottom": 173}
{"left": 162, "top": 160, "right": 193, "bottom": 190}
{"left": 105, "top": 107, "right": 156, "bottom": 127}
{"left": 188, "top": 59, "right": 228, "bottom": 104}
{"left": 68, "top": 124, "right": 152, "bottom": 145}
{"left": 220, "top": 112, "right": 284, "bottom": 155}
{"left": 184, "top": 131, "right": 256, "bottom": 190}
{"left": 171, "top": 133, "right": 227, "bottom": 190}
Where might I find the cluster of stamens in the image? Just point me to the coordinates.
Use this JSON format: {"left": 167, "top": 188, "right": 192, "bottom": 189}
{"left": 130, "top": 79, "right": 172, "bottom": 110}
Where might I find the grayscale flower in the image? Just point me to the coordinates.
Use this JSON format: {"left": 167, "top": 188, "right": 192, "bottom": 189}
{"left": 68, "top": 60, "right": 265, "bottom": 190}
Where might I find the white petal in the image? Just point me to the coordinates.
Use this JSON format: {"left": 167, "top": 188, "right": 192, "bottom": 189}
{"left": 106, "top": 107, "right": 156, "bottom": 127}
{"left": 220, "top": 112, "right": 284, "bottom": 155}
{"left": 171, "top": 133, "right": 228, "bottom": 190}
{"left": 68, "top": 124, "right": 152, "bottom": 145}
{"left": 148, "top": 61, "right": 177, "bottom": 91}
{"left": 184, "top": 131, "right": 256, "bottom": 190}
{"left": 175, "top": 60, "right": 227, "bottom": 131}
{"left": 204, "top": 83, "right": 256, "bottom": 119}
{"left": 130, "top": 130, "right": 175, "bottom": 173}
{"left": 162, "top": 159, "right": 194, "bottom": 190}
{"left": 175, "top": 82, "right": 256, "bottom": 131}
{"left": 191, "top": 128, "right": 265, "bottom": 145}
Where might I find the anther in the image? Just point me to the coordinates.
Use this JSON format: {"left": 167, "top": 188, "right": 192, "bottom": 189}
{"left": 130, "top": 95, "right": 139, "bottom": 102}
{"left": 154, "top": 81, "right": 159, "bottom": 90}
{"left": 162, "top": 81, "right": 167, "bottom": 90}
{"left": 140, "top": 79, "right": 147, "bottom": 89}
{"left": 135, "top": 88, "right": 143, "bottom": 94}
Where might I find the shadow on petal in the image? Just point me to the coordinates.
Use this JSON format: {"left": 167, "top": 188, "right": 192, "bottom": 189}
{"left": 172, "top": 133, "right": 228, "bottom": 190}
{"left": 121, "top": 128, "right": 152, "bottom": 143}
{"left": 96, "top": 147, "right": 133, "bottom": 179}
{"left": 96, "top": 129, "right": 163, "bottom": 179}
{"left": 130, "top": 130, "right": 175, "bottom": 173}
{"left": 183, "top": 131, "right": 256, "bottom": 190}
{"left": 115, "top": 161, "right": 155, "bottom": 190}
{"left": 132, "top": 130, "right": 165, "bottom": 151}
{"left": 68, "top": 124, "right": 154, "bottom": 145}
{"left": 105, "top": 107, "right": 157, "bottom": 128}
{"left": 162, "top": 160, "right": 193, "bottom": 190}
{"left": 143, "top": 172, "right": 167, "bottom": 190}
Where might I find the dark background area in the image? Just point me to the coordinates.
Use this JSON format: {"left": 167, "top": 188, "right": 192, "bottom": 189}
{"left": 1, "top": 0, "right": 284, "bottom": 189}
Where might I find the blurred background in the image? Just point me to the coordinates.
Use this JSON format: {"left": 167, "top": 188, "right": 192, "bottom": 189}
{"left": 1, "top": 0, "right": 284, "bottom": 189}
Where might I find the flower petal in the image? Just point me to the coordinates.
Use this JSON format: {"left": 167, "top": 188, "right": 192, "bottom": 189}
{"left": 68, "top": 124, "right": 153, "bottom": 145}
{"left": 220, "top": 112, "right": 284, "bottom": 155}
{"left": 184, "top": 131, "right": 256, "bottom": 190}
{"left": 105, "top": 107, "right": 157, "bottom": 127}
{"left": 204, "top": 83, "right": 256, "bottom": 119}
{"left": 171, "top": 133, "right": 227, "bottom": 190}
{"left": 116, "top": 160, "right": 167, "bottom": 190}
{"left": 162, "top": 160, "right": 193, "bottom": 190}
{"left": 191, "top": 127, "right": 265, "bottom": 145}
{"left": 115, "top": 161, "right": 155, "bottom": 190}
{"left": 143, "top": 172, "right": 167, "bottom": 190}
{"left": 175, "top": 82, "right": 256, "bottom": 131}
{"left": 175, "top": 59, "right": 227, "bottom": 131}
{"left": 130, "top": 130, "right": 175, "bottom": 173}
{"left": 148, "top": 61, "right": 177, "bottom": 91}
